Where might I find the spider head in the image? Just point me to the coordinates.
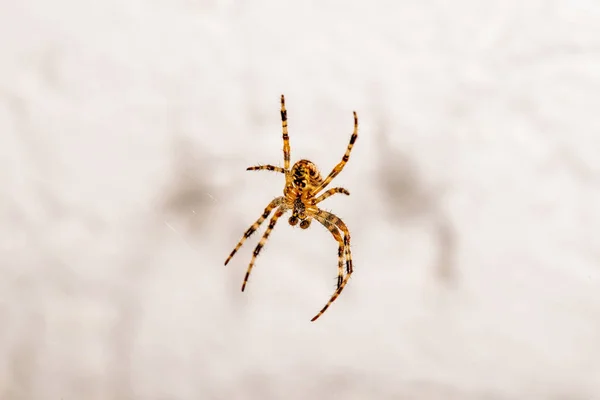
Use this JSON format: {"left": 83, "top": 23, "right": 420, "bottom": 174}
{"left": 289, "top": 197, "right": 312, "bottom": 229}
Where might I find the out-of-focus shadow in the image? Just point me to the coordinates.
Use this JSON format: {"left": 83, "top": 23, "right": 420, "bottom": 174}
{"left": 371, "top": 99, "right": 459, "bottom": 286}
{"left": 159, "top": 136, "right": 220, "bottom": 237}
{"left": 105, "top": 133, "right": 225, "bottom": 398}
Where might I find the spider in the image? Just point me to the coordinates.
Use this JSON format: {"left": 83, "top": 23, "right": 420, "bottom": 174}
{"left": 224, "top": 94, "right": 358, "bottom": 322}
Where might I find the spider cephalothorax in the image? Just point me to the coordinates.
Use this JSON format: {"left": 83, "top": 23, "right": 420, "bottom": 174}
{"left": 224, "top": 94, "right": 358, "bottom": 321}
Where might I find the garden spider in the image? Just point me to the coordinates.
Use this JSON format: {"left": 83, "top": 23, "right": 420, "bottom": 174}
{"left": 224, "top": 94, "right": 358, "bottom": 322}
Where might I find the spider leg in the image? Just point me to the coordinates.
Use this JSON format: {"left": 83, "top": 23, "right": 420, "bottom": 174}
{"left": 314, "top": 209, "right": 353, "bottom": 275}
{"left": 313, "top": 187, "right": 350, "bottom": 205}
{"left": 311, "top": 271, "right": 352, "bottom": 322}
{"left": 312, "top": 215, "right": 345, "bottom": 290}
{"left": 224, "top": 197, "right": 284, "bottom": 266}
{"left": 310, "top": 208, "right": 354, "bottom": 322}
{"left": 280, "top": 95, "right": 292, "bottom": 187}
{"left": 247, "top": 165, "right": 285, "bottom": 174}
{"left": 241, "top": 206, "right": 286, "bottom": 292}
{"left": 311, "top": 111, "right": 358, "bottom": 196}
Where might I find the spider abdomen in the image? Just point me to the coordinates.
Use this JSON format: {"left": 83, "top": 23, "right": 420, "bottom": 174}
{"left": 291, "top": 159, "right": 323, "bottom": 192}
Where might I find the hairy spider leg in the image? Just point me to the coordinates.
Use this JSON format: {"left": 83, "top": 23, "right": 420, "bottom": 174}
{"left": 311, "top": 111, "right": 358, "bottom": 196}
{"left": 310, "top": 208, "right": 354, "bottom": 321}
{"left": 313, "top": 187, "right": 350, "bottom": 205}
{"left": 313, "top": 215, "right": 346, "bottom": 289}
{"left": 247, "top": 165, "right": 285, "bottom": 174}
{"left": 224, "top": 197, "right": 284, "bottom": 266}
{"left": 241, "top": 207, "right": 286, "bottom": 291}
{"left": 314, "top": 209, "right": 353, "bottom": 275}
{"left": 281, "top": 94, "right": 292, "bottom": 187}
{"left": 311, "top": 267, "right": 353, "bottom": 322}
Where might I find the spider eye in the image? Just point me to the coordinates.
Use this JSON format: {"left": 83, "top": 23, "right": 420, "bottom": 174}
{"left": 300, "top": 219, "right": 311, "bottom": 229}
{"left": 288, "top": 216, "right": 298, "bottom": 226}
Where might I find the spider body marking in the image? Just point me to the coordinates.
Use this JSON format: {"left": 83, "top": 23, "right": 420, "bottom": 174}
{"left": 287, "top": 159, "right": 322, "bottom": 227}
{"left": 290, "top": 159, "right": 323, "bottom": 192}
{"left": 225, "top": 94, "right": 358, "bottom": 322}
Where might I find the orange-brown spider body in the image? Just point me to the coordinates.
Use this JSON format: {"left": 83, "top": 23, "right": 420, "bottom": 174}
{"left": 286, "top": 159, "right": 323, "bottom": 228}
{"left": 225, "top": 94, "right": 358, "bottom": 321}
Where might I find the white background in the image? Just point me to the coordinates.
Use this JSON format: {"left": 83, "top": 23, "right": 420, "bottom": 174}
{"left": 1, "top": 0, "right": 600, "bottom": 399}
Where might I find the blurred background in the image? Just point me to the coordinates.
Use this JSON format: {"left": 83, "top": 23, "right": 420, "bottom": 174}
{"left": 1, "top": 0, "right": 600, "bottom": 399}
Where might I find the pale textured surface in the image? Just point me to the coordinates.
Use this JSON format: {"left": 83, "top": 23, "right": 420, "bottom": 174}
{"left": 1, "top": 1, "right": 600, "bottom": 399}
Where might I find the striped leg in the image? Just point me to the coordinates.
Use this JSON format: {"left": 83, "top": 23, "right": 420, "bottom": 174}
{"left": 310, "top": 209, "right": 354, "bottom": 322}
{"left": 311, "top": 111, "right": 358, "bottom": 196}
{"left": 241, "top": 207, "right": 286, "bottom": 292}
{"left": 311, "top": 271, "right": 352, "bottom": 322}
{"left": 280, "top": 95, "right": 291, "bottom": 187}
{"left": 224, "top": 197, "right": 283, "bottom": 266}
{"left": 315, "top": 209, "right": 353, "bottom": 274}
{"left": 313, "top": 187, "right": 350, "bottom": 205}
{"left": 247, "top": 165, "right": 285, "bottom": 174}
{"left": 313, "top": 215, "right": 345, "bottom": 290}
